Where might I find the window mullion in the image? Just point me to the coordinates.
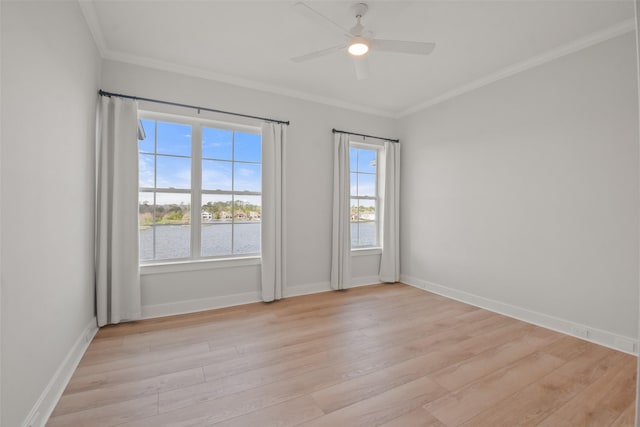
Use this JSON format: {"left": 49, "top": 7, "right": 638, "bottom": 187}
{"left": 191, "top": 125, "right": 202, "bottom": 260}
{"left": 376, "top": 148, "right": 380, "bottom": 248}
{"left": 152, "top": 120, "right": 158, "bottom": 260}
{"left": 231, "top": 131, "right": 235, "bottom": 255}
{"left": 356, "top": 149, "right": 360, "bottom": 247}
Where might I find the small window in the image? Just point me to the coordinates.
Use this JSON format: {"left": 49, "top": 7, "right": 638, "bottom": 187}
{"left": 138, "top": 114, "right": 261, "bottom": 264}
{"left": 350, "top": 144, "right": 379, "bottom": 248}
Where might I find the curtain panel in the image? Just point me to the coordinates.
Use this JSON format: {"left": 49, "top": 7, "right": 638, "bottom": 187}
{"left": 96, "top": 97, "right": 141, "bottom": 326}
{"left": 331, "top": 133, "right": 352, "bottom": 290}
{"left": 379, "top": 140, "right": 400, "bottom": 282}
{"left": 261, "top": 122, "right": 287, "bottom": 301}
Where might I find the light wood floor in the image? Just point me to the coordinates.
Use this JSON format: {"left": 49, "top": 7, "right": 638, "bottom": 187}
{"left": 48, "top": 283, "right": 637, "bottom": 426}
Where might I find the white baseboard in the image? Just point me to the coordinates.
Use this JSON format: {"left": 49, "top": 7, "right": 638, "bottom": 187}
{"left": 142, "top": 291, "right": 262, "bottom": 319}
{"left": 285, "top": 281, "right": 331, "bottom": 297}
{"left": 400, "top": 274, "right": 638, "bottom": 356}
{"left": 285, "top": 276, "right": 381, "bottom": 298}
{"left": 26, "top": 317, "right": 98, "bottom": 427}
{"left": 351, "top": 275, "right": 382, "bottom": 288}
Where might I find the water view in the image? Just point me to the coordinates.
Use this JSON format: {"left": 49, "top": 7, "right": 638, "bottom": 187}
{"left": 140, "top": 221, "right": 376, "bottom": 261}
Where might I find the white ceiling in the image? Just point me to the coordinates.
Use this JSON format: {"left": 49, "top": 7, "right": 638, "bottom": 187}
{"left": 82, "top": 1, "right": 636, "bottom": 117}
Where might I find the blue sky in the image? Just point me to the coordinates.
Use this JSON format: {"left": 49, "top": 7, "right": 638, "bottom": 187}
{"left": 350, "top": 147, "right": 376, "bottom": 174}
{"left": 139, "top": 120, "right": 377, "bottom": 208}
{"left": 350, "top": 147, "right": 377, "bottom": 199}
{"left": 139, "top": 119, "right": 262, "bottom": 205}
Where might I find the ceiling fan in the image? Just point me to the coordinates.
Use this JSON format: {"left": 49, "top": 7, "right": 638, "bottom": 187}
{"left": 291, "top": 2, "right": 436, "bottom": 80}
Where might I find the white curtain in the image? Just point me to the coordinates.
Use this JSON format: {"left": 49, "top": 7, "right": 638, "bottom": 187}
{"left": 96, "top": 97, "right": 141, "bottom": 327}
{"left": 331, "top": 133, "right": 352, "bottom": 290}
{"left": 379, "top": 141, "right": 400, "bottom": 282}
{"left": 261, "top": 122, "right": 286, "bottom": 301}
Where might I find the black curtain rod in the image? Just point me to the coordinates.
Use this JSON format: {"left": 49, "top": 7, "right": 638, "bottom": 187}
{"left": 98, "top": 90, "right": 290, "bottom": 125}
{"left": 332, "top": 128, "right": 399, "bottom": 143}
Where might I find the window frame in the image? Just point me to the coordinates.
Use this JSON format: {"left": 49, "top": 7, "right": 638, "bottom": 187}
{"left": 349, "top": 140, "right": 383, "bottom": 251}
{"left": 138, "top": 110, "right": 263, "bottom": 266}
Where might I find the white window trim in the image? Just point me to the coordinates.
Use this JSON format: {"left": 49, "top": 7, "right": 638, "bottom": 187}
{"left": 350, "top": 140, "right": 383, "bottom": 251}
{"left": 352, "top": 247, "right": 382, "bottom": 257}
{"left": 139, "top": 110, "right": 263, "bottom": 267}
{"left": 140, "top": 256, "right": 261, "bottom": 275}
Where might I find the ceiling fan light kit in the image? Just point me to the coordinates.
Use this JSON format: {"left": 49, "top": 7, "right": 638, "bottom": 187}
{"left": 348, "top": 37, "right": 369, "bottom": 56}
{"left": 292, "top": 1, "right": 435, "bottom": 80}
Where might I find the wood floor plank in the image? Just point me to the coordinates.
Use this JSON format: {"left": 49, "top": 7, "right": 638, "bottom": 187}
{"left": 209, "top": 396, "right": 325, "bottom": 427}
{"left": 431, "top": 326, "right": 559, "bottom": 391}
{"left": 425, "top": 352, "right": 566, "bottom": 426}
{"left": 270, "top": 289, "right": 430, "bottom": 324}
{"left": 457, "top": 344, "right": 616, "bottom": 427}
{"left": 228, "top": 316, "right": 377, "bottom": 356}
{"left": 609, "top": 402, "right": 636, "bottom": 427}
{"left": 120, "top": 313, "right": 278, "bottom": 352}
{"left": 164, "top": 351, "right": 336, "bottom": 412}
{"left": 48, "top": 284, "right": 637, "bottom": 427}
{"left": 378, "top": 407, "right": 446, "bottom": 427}
{"left": 76, "top": 341, "right": 212, "bottom": 373}
{"left": 51, "top": 367, "right": 204, "bottom": 417}
{"left": 325, "top": 314, "right": 518, "bottom": 387}
{"left": 535, "top": 353, "right": 637, "bottom": 427}
{"left": 66, "top": 346, "right": 237, "bottom": 394}
{"left": 538, "top": 334, "right": 596, "bottom": 361}
{"left": 301, "top": 376, "right": 446, "bottom": 427}
{"left": 310, "top": 321, "right": 544, "bottom": 414}
{"left": 311, "top": 352, "right": 453, "bottom": 413}
{"left": 47, "top": 395, "right": 158, "bottom": 427}
{"left": 201, "top": 330, "right": 368, "bottom": 383}
{"left": 119, "top": 366, "right": 343, "bottom": 426}
{"left": 95, "top": 302, "right": 272, "bottom": 338}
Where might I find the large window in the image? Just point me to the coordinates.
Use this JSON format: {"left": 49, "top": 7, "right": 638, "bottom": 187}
{"left": 139, "top": 114, "right": 261, "bottom": 263}
{"left": 350, "top": 144, "right": 380, "bottom": 248}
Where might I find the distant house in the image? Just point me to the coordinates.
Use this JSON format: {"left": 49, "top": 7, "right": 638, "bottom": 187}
{"left": 219, "top": 211, "right": 231, "bottom": 219}
{"left": 201, "top": 211, "right": 212, "bottom": 221}
{"left": 249, "top": 211, "right": 261, "bottom": 220}
{"left": 235, "top": 211, "right": 247, "bottom": 220}
{"left": 360, "top": 212, "right": 375, "bottom": 221}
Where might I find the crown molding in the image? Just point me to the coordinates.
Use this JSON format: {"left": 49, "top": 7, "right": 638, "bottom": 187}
{"left": 77, "top": 0, "right": 635, "bottom": 120}
{"left": 102, "top": 50, "right": 396, "bottom": 118}
{"left": 398, "top": 18, "right": 636, "bottom": 118}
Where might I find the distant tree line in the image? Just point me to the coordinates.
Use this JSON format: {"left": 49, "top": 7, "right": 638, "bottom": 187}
{"left": 139, "top": 199, "right": 261, "bottom": 225}
{"left": 202, "top": 200, "right": 261, "bottom": 220}
{"left": 351, "top": 204, "right": 376, "bottom": 222}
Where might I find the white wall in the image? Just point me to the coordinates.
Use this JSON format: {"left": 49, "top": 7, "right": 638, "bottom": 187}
{"left": 0, "top": 2, "right": 101, "bottom": 426}
{"left": 100, "top": 60, "right": 396, "bottom": 314}
{"left": 634, "top": 1, "right": 640, "bottom": 424}
{"left": 0, "top": 1, "right": 4, "bottom": 424}
{"left": 399, "top": 33, "right": 640, "bottom": 342}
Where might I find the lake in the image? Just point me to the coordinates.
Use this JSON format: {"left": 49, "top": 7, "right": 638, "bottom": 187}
{"left": 140, "top": 221, "right": 377, "bottom": 261}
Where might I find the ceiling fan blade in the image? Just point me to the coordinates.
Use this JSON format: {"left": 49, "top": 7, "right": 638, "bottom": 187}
{"left": 293, "top": 2, "right": 351, "bottom": 37}
{"left": 353, "top": 56, "right": 370, "bottom": 80}
{"left": 291, "top": 44, "right": 347, "bottom": 63}
{"left": 371, "top": 39, "right": 435, "bottom": 55}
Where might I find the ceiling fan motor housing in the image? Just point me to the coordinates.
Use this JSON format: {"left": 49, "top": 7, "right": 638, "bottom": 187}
{"left": 352, "top": 3, "right": 369, "bottom": 18}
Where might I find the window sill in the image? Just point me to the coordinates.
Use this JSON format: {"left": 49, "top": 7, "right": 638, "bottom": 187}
{"left": 140, "top": 256, "right": 261, "bottom": 275}
{"left": 351, "top": 247, "right": 382, "bottom": 257}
